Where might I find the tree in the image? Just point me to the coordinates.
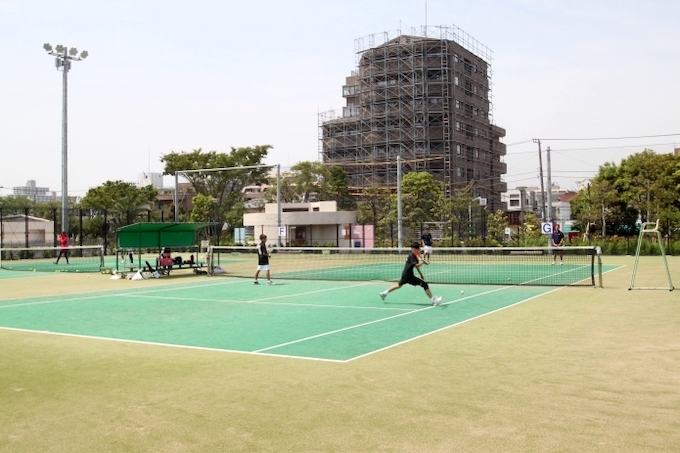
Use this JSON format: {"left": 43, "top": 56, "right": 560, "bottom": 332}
{"left": 79, "top": 180, "right": 158, "bottom": 230}
{"left": 572, "top": 150, "right": 680, "bottom": 239}
{"left": 0, "top": 196, "right": 35, "bottom": 214}
{"left": 437, "top": 182, "right": 474, "bottom": 241}
{"left": 486, "top": 209, "right": 509, "bottom": 245}
{"left": 327, "top": 166, "right": 354, "bottom": 210}
{"left": 265, "top": 161, "right": 331, "bottom": 203}
{"left": 399, "top": 172, "right": 443, "bottom": 233}
{"left": 161, "top": 146, "right": 271, "bottom": 235}
{"left": 287, "top": 161, "right": 330, "bottom": 202}
{"left": 520, "top": 212, "right": 542, "bottom": 245}
{"left": 263, "top": 161, "right": 354, "bottom": 210}
{"left": 190, "top": 194, "right": 225, "bottom": 243}
{"left": 356, "top": 185, "right": 392, "bottom": 244}
{"left": 616, "top": 150, "right": 679, "bottom": 222}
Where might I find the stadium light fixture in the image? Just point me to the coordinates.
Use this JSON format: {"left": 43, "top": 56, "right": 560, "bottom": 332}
{"left": 43, "top": 43, "right": 88, "bottom": 235}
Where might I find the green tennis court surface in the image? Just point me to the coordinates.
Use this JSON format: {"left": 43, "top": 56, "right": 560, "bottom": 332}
{"left": 0, "top": 277, "right": 570, "bottom": 361}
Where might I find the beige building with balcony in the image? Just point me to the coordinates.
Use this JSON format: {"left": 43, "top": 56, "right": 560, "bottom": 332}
{"left": 243, "top": 201, "right": 363, "bottom": 247}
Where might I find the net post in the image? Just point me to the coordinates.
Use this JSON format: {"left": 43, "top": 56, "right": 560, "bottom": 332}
{"left": 206, "top": 245, "right": 213, "bottom": 276}
{"left": 596, "top": 246, "right": 603, "bottom": 288}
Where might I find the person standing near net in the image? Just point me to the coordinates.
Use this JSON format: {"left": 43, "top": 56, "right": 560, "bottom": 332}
{"left": 380, "top": 241, "right": 442, "bottom": 306}
{"left": 551, "top": 223, "right": 565, "bottom": 265}
{"left": 254, "top": 234, "right": 274, "bottom": 285}
{"left": 421, "top": 226, "right": 433, "bottom": 264}
{"left": 54, "top": 231, "right": 70, "bottom": 264}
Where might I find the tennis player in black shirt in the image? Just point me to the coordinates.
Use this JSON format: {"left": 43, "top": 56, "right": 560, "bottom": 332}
{"left": 380, "top": 241, "right": 442, "bottom": 305}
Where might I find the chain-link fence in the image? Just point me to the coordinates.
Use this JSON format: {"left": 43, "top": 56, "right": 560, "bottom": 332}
{"left": 0, "top": 207, "right": 178, "bottom": 253}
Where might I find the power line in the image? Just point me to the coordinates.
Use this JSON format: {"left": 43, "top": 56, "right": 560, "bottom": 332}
{"left": 535, "top": 133, "right": 680, "bottom": 141}
{"left": 505, "top": 139, "right": 533, "bottom": 147}
{"left": 506, "top": 142, "right": 678, "bottom": 155}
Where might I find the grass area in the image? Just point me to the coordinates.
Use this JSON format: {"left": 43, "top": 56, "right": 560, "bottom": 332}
{"left": 0, "top": 256, "right": 678, "bottom": 452}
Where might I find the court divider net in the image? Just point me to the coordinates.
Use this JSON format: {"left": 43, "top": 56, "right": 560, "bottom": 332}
{"left": 0, "top": 245, "right": 105, "bottom": 273}
{"left": 208, "top": 245, "right": 602, "bottom": 287}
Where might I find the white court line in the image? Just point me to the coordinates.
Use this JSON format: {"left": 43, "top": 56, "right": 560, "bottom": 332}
{"left": 0, "top": 326, "right": 345, "bottom": 363}
{"left": 518, "top": 265, "right": 592, "bottom": 285}
{"left": 0, "top": 277, "right": 247, "bottom": 309}
{"left": 254, "top": 285, "right": 513, "bottom": 354}
{"left": 127, "top": 281, "right": 414, "bottom": 311}
{"left": 348, "top": 286, "right": 565, "bottom": 362}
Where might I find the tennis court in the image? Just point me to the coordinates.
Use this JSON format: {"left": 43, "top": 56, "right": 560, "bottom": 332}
{"left": 0, "top": 245, "right": 618, "bottom": 361}
{"left": 0, "top": 276, "right": 566, "bottom": 361}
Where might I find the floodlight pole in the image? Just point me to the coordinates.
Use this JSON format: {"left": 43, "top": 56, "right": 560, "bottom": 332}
{"left": 397, "top": 155, "right": 403, "bottom": 249}
{"left": 44, "top": 44, "right": 88, "bottom": 235}
{"left": 276, "top": 164, "right": 281, "bottom": 247}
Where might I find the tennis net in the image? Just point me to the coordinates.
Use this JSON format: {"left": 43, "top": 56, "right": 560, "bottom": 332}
{"left": 208, "top": 246, "right": 601, "bottom": 287}
{"left": 0, "top": 245, "right": 105, "bottom": 273}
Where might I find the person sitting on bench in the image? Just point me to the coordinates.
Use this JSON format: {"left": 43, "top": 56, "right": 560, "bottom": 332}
{"left": 158, "top": 248, "right": 173, "bottom": 268}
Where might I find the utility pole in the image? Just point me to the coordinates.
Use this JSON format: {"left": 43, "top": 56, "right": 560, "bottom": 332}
{"left": 43, "top": 44, "right": 88, "bottom": 235}
{"left": 533, "top": 139, "right": 546, "bottom": 221}
{"left": 546, "top": 146, "right": 553, "bottom": 225}
{"left": 517, "top": 186, "right": 527, "bottom": 247}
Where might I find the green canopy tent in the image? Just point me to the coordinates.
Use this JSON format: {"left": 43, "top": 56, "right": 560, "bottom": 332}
{"left": 116, "top": 222, "right": 214, "bottom": 271}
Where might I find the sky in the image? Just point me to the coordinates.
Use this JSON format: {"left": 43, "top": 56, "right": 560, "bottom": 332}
{"left": 1, "top": 0, "right": 679, "bottom": 198}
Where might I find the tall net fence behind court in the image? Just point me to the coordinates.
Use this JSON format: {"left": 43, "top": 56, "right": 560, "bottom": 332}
{"left": 208, "top": 246, "right": 601, "bottom": 287}
{"left": 0, "top": 245, "right": 105, "bottom": 273}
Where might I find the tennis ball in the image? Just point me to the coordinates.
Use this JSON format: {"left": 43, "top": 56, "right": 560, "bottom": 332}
{"left": 461, "top": 290, "right": 465, "bottom": 295}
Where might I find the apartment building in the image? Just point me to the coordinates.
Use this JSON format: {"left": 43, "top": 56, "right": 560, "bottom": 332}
{"left": 320, "top": 25, "right": 507, "bottom": 211}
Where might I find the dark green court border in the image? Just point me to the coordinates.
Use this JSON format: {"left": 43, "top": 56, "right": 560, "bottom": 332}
{"left": 0, "top": 273, "right": 585, "bottom": 362}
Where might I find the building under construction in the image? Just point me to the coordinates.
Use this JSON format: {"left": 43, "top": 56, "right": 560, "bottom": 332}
{"left": 319, "top": 25, "right": 507, "bottom": 211}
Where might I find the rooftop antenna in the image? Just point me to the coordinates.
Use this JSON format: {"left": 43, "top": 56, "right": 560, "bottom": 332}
{"left": 425, "top": 0, "right": 428, "bottom": 34}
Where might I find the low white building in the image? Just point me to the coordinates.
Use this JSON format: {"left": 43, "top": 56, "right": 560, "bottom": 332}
{"left": 243, "top": 201, "right": 368, "bottom": 247}
{"left": 1, "top": 215, "right": 55, "bottom": 247}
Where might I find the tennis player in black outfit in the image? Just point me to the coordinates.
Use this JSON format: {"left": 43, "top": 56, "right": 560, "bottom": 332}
{"left": 421, "top": 226, "right": 433, "bottom": 264}
{"left": 551, "top": 223, "right": 565, "bottom": 265}
{"left": 254, "top": 234, "right": 274, "bottom": 285}
{"left": 380, "top": 241, "right": 442, "bottom": 305}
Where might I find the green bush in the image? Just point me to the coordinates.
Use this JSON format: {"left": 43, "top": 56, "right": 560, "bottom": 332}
{"left": 18, "top": 250, "right": 35, "bottom": 259}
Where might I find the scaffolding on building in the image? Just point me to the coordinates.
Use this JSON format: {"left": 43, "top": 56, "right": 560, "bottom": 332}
{"left": 319, "top": 24, "right": 507, "bottom": 212}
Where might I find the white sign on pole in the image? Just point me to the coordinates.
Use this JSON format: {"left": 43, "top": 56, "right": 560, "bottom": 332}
{"left": 541, "top": 222, "right": 553, "bottom": 235}
{"left": 278, "top": 226, "right": 286, "bottom": 237}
